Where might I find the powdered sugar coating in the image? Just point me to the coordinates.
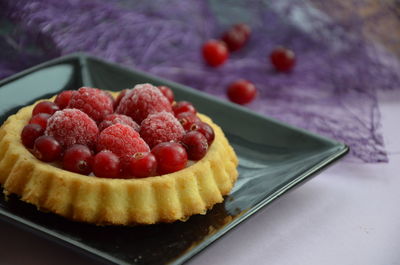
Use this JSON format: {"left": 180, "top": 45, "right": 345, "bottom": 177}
{"left": 45, "top": 109, "right": 99, "bottom": 149}
{"left": 98, "top": 114, "right": 140, "bottom": 132}
{"left": 116, "top": 83, "right": 172, "bottom": 123}
{"left": 140, "top": 111, "right": 185, "bottom": 148}
{"left": 68, "top": 87, "right": 114, "bottom": 123}
{"left": 97, "top": 123, "right": 150, "bottom": 167}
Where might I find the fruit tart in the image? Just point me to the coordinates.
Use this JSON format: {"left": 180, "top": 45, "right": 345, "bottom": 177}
{"left": 0, "top": 83, "right": 238, "bottom": 225}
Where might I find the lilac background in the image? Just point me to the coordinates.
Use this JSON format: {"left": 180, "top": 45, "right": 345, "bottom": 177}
{"left": 1, "top": 0, "right": 400, "bottom": 162}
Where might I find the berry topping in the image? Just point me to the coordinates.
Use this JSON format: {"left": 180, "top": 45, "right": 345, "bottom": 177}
{"left": 128, "top": 152, "right": 157, "bottom": 178}
{"left": 116, "top": 83, "right": 172, "bottom": 123}
{"left": 68, "top": 87, "right": 114, "bottom": 123}
{"left": 114, "top": 89, "right": 129, "bottom": 109}
{"left": 29, "top": 113, "right": 51, "bottom": 129}
{"left": 97, "top": 123, "right": 150, "bottom": 167}
{"left": 33, "top": 136, "right": 62, "bottom": 162}
{"left": 227, "top": 79, "right": 257, "bottom": 105}
{"left": 140, "top": 111, "right": 185, "bottom": 148}
{"left": 157, "top": 86, "right": 174, "bottom": 104}
{"left": 190, "top": 121, "right": 215, "bottom": 145}
{"left": 63, "top": 144, "right": 93, "bottom": 175}
{"left": 202, "top": 40, "right": 229, "bottom": 67}
{"left": 54, "top": 90, "right": 73, "bottom": 109}
{"left": 32, "top": 101, "right": 60, "bottom": 116}
{"left": 98, "top": 114, "right": 140, "bottom": 132}
{"left": 93, "top": 150, "right": 120, "bottom": 178}
{"left": 45, "top": 109, "right": 99, "bottom": 149}
{"left": 21, "top": 124, "right": 44, "bottom": 148}
{"left": 181, "top": 131, "right": 208, "bottom": 161}
{"left": 270, "top": 47, "right": 296, "bottom": 72}
{"left": 173, "top": 101, "right": 197, "bottom": 116}
{"left": 221, "top": 24, "right": 251, "bottom": 52}
{"left": 152, "top": 142, "right": 188, "bottom": 174}
{"left": 176, "top": 112, "right": 201, "bottom": 131}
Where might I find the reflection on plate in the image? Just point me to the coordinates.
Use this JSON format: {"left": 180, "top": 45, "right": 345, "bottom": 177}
{"left": 0, "top": 54, "right": 348, "bottom": 265}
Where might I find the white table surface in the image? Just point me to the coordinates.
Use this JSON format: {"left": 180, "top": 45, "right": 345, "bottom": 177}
{"left": 1, "top": 88, "right": 399, "bottom": 265}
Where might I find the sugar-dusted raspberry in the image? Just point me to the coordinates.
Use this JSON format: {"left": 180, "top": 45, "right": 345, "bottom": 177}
{"left": 68, "top": 87, "right": 114, "bottom": 123}
{"left": 98, "top": 114, "right": 140, "bottom": 132}
{"left": 114, "top": 89, "right": 129, "bottom": 109}
{"left": 45, "top": 109, "right": 99, "bottom": 149}
{"left": 116, "top": 83, "right": 172, "bottom": 123}
{"left": 97, "top": 123, "right": 150, "bottom": 167}
{"left": 140, "top": 111, "right": 185, "bottom": 148}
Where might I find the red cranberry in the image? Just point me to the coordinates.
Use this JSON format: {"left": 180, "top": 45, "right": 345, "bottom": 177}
{"left": 158, "top": 86, "right": 175, "bottom": 104}
{"left": 54, "top": 90, "right": 73, "bottom": 109}
{"left": 63, "top": 144, "right": 93, "bottom": 175}
{"left": 227, "top": 79, "right": 257, "bottom": 105}
{"left": 190, "top": 121, "right": 215, "bottom": 145}
{"left": 21, "top": 124, "right": 44, "bottom": 148}
{"left": 270, "top": 47, "right": 296, "bottom": 72}
{"left": 128, "top": 152, "right": 157, "bottom": 178}
{"left": 176, "top": 112, "right": 201, "bottom": 131}
{"left": 32, "top": 101, "right": 60, "bottom": 116}
{"left": 29, "top": 113, "right": 51, "bottom": 129}
{"left": 173, "top": 101, "right": 197, "bottom": 116}
{"left": 93, "top": 150, "right": 120, "bottom": 178}
{"left": 33, "top": 136, "right": 62, "bottom": 162}
{"left": 152, "top": 142, "right": 187, "bottom": 174}
{"left": 181, "top": 131, "right": 208, "bottom": 161}
{"left": 202, "top": 40, "right": 228, "bottom": 67}
{"left": 233, "top": 24, "right": 251, "bottom": 39}
{"left": 114, "top": 89, "right": 129, "bottom": 109}
{"left": 222, "top": 24, "right": 251, "bottom": 52}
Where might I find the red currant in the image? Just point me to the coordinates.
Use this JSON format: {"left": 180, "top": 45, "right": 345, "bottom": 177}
{"left": 21, "top": 124, "right": 44, "bottom": 148}
{"left": 173, "top": 101, "right": 197, "bottom": 116}
{"left": 54, "top": 90, "right": 73, "bottom": 109}
{"left": 152, "top": 142, "right": 187, "bottom": 174}
{"left": 181, "top": 131, "right": 208, "bottom": 161}
{"left": 33, "top": 136, "right": 62, "bottom": 162}
{"left": 190, "top": 121, "right": 215, "bottom": 145}
{"left": 202, "top": 40, "right": 229, "bottom": 67}
{"left": 270, "top": 47, "right": 296, "bottom": 72}
{"left": 158, "top": 86, "right": 175, "bottom": 104}
{"left": 114, "top": 89, "right": 129, "bottom": 109}
{"left": 128, "top": 152, "right": 157, "bottom": 178}
{"left": 93, "top": 150, "right": 120, "bottom": 178}
{"left": 32, "top": 101, "right": 60, "bottom": 116}
{"left": 221, "top": 24, "right": 251, "bottom": 52}
{"left": 63, "top": 144, "right": 93, "bottom": 175}
{"left": 227, "top": 79, "right": 257, "bottom": 105}
{"left": 176, "top": 112, "right": 201, "bottom": 131}
{"left": 29, "top": 113, "right": 51, "bottom": 129}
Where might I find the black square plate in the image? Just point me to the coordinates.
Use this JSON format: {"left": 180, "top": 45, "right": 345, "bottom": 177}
{"left": 0, "top": 54, "right": 348, "bottom": 265}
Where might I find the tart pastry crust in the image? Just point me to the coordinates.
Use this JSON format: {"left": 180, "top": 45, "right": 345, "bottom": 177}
{"left": 0, "top": 94, "right": 238, "bottom": 225}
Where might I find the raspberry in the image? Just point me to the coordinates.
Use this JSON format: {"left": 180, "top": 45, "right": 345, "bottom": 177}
{"left": 140, "top": 111, "right": 185, "bottom": 148}
{"left": 97, "top": 123, "right": 150, "bottom": 167}
{"left": 114, "top": 89, "right": 129, "bottom": 109}
{"left": 157, "top": 86, "right": 174, "bottom": 104}
{"left": 98, "top": 114, "right": 140, "bottom": 132}
{"left": 68, "top": 87, "right": 114, "bottom": 123}
{"left": 45, "top": 109, "right": 99, "bottom": 149}
{"left": 116, "top": 83, "right": 172, "bottom": 123}
{"left": 54, "top": 90, "right": 73, "bottom": 109}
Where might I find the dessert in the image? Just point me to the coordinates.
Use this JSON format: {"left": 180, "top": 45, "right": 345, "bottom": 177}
{"left": 0, "top": 84, "right": 238, "bottom": 225}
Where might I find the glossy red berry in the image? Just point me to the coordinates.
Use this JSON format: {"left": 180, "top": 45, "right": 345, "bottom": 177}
{"left": 158, "top": 86, "right": 175, "bottom": 104}
{"left": 190, "top": 121, "right": 215, "bottom": 145}
{"left": 29, "top": 113, "right": 51, "bottom": 129}
{"left": 152, "top": 142, "right": 187, "bottom": 174}
{"left": 173, "top": 101, "right": 197, "bottom": 116}
{"left": 93, "top": 150, "right": 120, "bottom": 178}
{"left": 202, "top": 40, "right": 228, "bottom": 67}
{"left": 270, "top": 47, "right": 296, "bottom": 72}
{"left": 21, "top": 124, "right": 44, "bottom": 148}
{"left": 129, "top": 152, "right": 157, "bottom": 178}
{"left": 181, "top": 131, "right": 208, "bottom": 161}
{"left": 54, "top": 90, "right": 73, "bottom": 109}
{"left": 227, "top": 79, "right": 257, "bottom": 105}
{"left": 32, "top": 101, "right": 60, "bottom": 116}
{"left": 33, "top": 136, "right": 62, "bottom": 162}
{"left": 222, "top": 24, "right": 251, "bottom": 52}
{"left": 233, "top": 23, "right": 251, "bottom": 39}
{"left": 63, "top": 144, "right": 93, "bottom": 175}
{"left": 176, "top": 112, "right": 201, "bottom": 131}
